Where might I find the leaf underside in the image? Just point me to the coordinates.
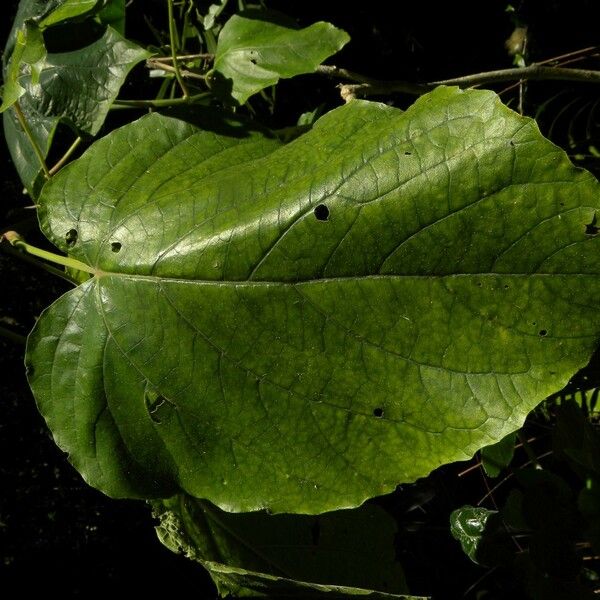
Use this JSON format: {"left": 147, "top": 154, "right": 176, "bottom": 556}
{"left": 28, "top": 86, "right": 600, "bottom": 514}
{"left": 152, "top": 494, "right": 418, "bottom": 598}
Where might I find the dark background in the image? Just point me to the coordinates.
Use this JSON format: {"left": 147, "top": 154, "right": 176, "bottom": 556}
{"left": 1, "top": 1, "right": 598, "bottom": 597}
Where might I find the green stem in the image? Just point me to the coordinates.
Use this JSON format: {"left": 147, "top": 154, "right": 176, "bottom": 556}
{"left": 167, "top": 0, "right": 189, "bottom": 98}
{"left": 1, "top": 238, "right": 78, "bottom": 283}
{"left": 49, "top": 136, "right": 82, "bottom": 176}
{"left": 13, "top": 101, "right": 51, "bottom": 179}
{"left": 0, "top": 324, "right": 26, "bottom": 346}
{"left": 3, "top": 232, "right": 96, "bottom": 275}
{"left": 112, "top": 92, "right": 210, "bottom": 109}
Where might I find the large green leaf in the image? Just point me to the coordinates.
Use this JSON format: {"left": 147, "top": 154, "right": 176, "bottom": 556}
{"left": 28, "top": 87, "right": 600, "bottom": 514}
{"left": 152, "top": 495, "right": 415, "bottom": 598}
{"left": 213, "top": 14, "right": 349, "bottom": 104}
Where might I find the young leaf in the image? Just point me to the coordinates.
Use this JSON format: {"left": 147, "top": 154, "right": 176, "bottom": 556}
{"left": 152, "top": 495, "right": 414, "bottom": 598}
{"left": 28, "top": 87, "right": 600, "bottom": 514}
{"left": 0, "top": 20, "right": 45, "bottom": 112}
{"left": 213, "top": 14, "right": 349, "bottom": 104}
{"left": 450, "top": 506, "right": 497, "bottom": 564}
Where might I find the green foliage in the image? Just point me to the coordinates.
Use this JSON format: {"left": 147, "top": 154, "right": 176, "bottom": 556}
{"left": 26, "top": 86, "right": 600, "bottom": 515}
{"left": 152, "top": 495, "right": 415, "bottom": 598}
{"left": 212, "top": 14, "right": 349, "bottom": 104}
{"left": 3, "top": 1, "right": 600, "bottom": 598}
{"left": 1, "top": 0, "right": 147, "bottom": 195}
{"left": 452, "top": 401, "right": 600, "bottom": 599}
{"left": 480, "top": 431, "right": 516, "bottom": 478}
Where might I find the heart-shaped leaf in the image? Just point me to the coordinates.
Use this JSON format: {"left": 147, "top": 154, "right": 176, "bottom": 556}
{"left": 28, "top": 87, "right": 600, "bottom": 514}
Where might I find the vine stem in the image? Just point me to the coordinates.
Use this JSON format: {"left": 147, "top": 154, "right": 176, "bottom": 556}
{"left": 112, "top": 91, "right": 210, "bottom": 109}
{"left": 317, "top": 64, "right": 600, "bottom": 101}
{"left": 2, "top": 231, "right": 96, "bottom": 275}
{"left": 49, "top": 136, "right": 82, "bottom": 176}
{"left": 146, "top": 59, "right": 208, "bottom": 81}
{"left": 13, "top": 101, "right": 51, "bottom": 179}
{"left": 167, "top": 0, "right": 189, "bottom": 98}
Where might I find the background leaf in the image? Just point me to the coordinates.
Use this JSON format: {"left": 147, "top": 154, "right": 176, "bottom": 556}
{"left": 152, "top": 495, "right": 415, "bottom": 598}
{"left": 213, "top": 14, "right": 349, "bottom": 104}
{"left": 28, "top": 87, "right": 600, "bottom": 514}
{"left": 480, "top": 431, "right": 517, "bottom": 478}
{"left": 3, "top": 24, "right": 148, "bottom": 195}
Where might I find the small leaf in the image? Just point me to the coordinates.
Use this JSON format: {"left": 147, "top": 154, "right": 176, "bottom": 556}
{"left": 450, "top": 506, "right": 496, "bottom": 564}
{"left": 153, "top": 495, "right": 420, "bottom": 599}
{"left": 0, "top": 20, "right": 46, "bottom": 112}
{"left": 214, "top": 14, "right": 349, "bottom": 103}
{"left": 480, "top": 431, "right": 516, "bottom": 478}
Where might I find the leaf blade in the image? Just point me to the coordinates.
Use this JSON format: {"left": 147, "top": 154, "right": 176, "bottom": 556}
{"left": 29, "top": 87, "right": 600, "bottom": 513}
{"left": 214, "top": 15, "right": 349, "bottom": 104}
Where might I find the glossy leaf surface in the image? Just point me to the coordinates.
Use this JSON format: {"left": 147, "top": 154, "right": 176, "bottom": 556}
{"left": 28, "top": 87, "right": 600, "bottom": 514}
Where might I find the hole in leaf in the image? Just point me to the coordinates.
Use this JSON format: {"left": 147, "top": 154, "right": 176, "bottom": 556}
{"left": 539, "top": 329, "right": 548, "bottom": 337}
{"left": 314, "top": 204, "right": 330, "bottom": 221}
{"left": 250, "top": 58, "right": 257, "bottom": 65}
{"left": 145, "top": 386, "right": 175, "bottom": 424}
{"left": 504, "top": 284, "right": 509, "bottom": 289}
{"left": 65, "top": 229, "right": 78, "bottom": 247}
{"left": 585, "top": 213, "right": 599, "bottom": 235}
{"left": 111, "top": 242, "right": 122, "bottom": 253}
{"left": 476, "top": 282, "right": 482, "bottom": 287}
{"left": 373, "top": 407, "right": 384, "bottom": 418}
{"left": 404, "top": 151, "right": 412, "bottom": 156}
{"left": 509, "top": 140, "right": 515, "bottom": 147}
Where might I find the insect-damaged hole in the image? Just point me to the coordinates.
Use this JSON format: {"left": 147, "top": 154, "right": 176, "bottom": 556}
{"left": 111, "top": 242, "right": 122, "bottom": 253}
{"left": 373, "top": 407, "right": 384, "bottom": 418}
{"left": 65, "top": 229, "right": 78, "bottom": 247}
{"left": 250, "top": 58, "right": 257, "bottom": 65}
{"left": 539, "top": 329, "right": 548, "bottom": 337}
{"left": 585, "top": 213, "right": 599, "bottom": 235}
{"left": 314, "top": 204, "right": 330, "bottom": 221}
{"left": 404, "top": 151, "right": 412, "bottom": 156}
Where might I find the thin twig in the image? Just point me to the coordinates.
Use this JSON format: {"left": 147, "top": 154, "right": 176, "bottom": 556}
{"left": 13, "top": 101, "right": 50, "bottom": 179}
{"left": 317, "top": 64, "right": 600, "bottom": 101}
{"left": 147, "top": 59, "right": 208, "bottom": 81}
{"left": 152, "top": 52, "right": 214, "bottom": 62}
{"left": 112, "top": 92, "right": 210, "bottom": 109}
{"left": 167, "top": 0, "right": 189, "bottom": 98}
{"left": 49, "top": 137, "right": 82, "bottom": 176}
